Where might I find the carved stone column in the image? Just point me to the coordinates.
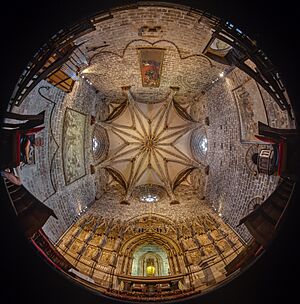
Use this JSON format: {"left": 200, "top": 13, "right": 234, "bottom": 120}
{"left": 127, "top": 256, "right": 133, "bottom": 275}
{"left": 123, "top": 255, "right": 129, "bottom": 274}
{"left": 168, "top": 254, "right": 176, "bottom": 274}
{"left": 173, "top": 254, "right": 180, "bottom": 273}
{"left": 116, "top": 254, "right": 125, "bottom": 273}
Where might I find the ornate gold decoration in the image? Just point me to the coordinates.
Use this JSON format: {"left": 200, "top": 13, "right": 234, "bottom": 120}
{"left": 146, "top": 265, "right": 155, "bottom": 276}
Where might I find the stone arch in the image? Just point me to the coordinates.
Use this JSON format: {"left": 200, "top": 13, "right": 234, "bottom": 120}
{"left": 117, "top": 232, "right": 186, "bottom": 276}
{"left": 132, "top": 245, "right": 168, "bottom": 276}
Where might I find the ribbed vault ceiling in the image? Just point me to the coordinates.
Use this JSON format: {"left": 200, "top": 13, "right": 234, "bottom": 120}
{"left": 96, "top": 89, "right": 204, "bottom": 203}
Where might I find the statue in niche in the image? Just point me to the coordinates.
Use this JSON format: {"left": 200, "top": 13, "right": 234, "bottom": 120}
{"left": 190, "top": 250, "right": 201, "bottom": 265}
{"left": 182, "top": 238, "right": 192, "bottom": 250}
{"left": 101, "top": 252, "right": 111, "bottom": 266}
{"left": 187, "top": 238, "right": 197, "bottom": 249}
{"left": 185, "top": 252, "right": 193, "bottom": 265}
{"left": 195, "top": 234, "right": 203, "bottom": 246}
{"left": 114, "top": 238, "right": 121, "bottom": 251}
{"left": 210, "top": 229, "right": 221, "bottom": 240}
{"left": 62, "top": 235, "right": 72, "bottom": 246}
{"left": 203, "top": 244, "right": 215, "bottom": 256}
{"left": 198, "top": 234, "right": 210, "bottom": 246}
{"left": 105, "top": 238, "right": 115, "bottom": 250}
{"left": 193, "top": 222, "right": 205, "bottom": 235}
{"left": 84, "top": 246, "right": 96, "bottom": 258}
{"left": 109, "top": 253, "right": 117, "bottom": 267}
{"left": 218, "top": 239, "right": 230, "bottom": 252}
{"left": 227, "top": 233, "right": 238, "bottom": 245}
{"left": 70, "top": 241, "right": 81, "bottom": 253}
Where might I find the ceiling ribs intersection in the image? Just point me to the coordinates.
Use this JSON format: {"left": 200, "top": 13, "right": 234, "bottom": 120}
{"left": 96, "top": 89, "right": 205, "bottom": 203}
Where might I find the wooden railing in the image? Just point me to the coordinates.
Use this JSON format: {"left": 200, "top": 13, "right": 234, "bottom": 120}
{"left": 210, "top": 21, "right": 293, "bottom": 119}
{"left": 238, "top": 178, "right": 295, "bottom": 248}
{"left": 31, "top": 229, "right": 73, "bottom": 272}
{"left": 9, "top": 19, "right": 95, "bottom": 109}
{"left": 3, "top": 179, "right": 57, "bottom": 238}
{"left": 7, "top": 1, "right": 222, "bottom": 110}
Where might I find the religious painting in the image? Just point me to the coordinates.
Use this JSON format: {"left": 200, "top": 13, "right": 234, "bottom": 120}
{"left": 232, "top": 79, "right": 268, "bottom": 143}
{"left": 62, "top": 108, "right": 87, "bottom": 185}
{"left": 139, "top": 48, "right": 164, "bottom": 87}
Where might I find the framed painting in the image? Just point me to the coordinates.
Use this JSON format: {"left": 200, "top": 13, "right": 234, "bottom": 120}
{"left": 232, "top": 79, "right": 268, "bottom": 143}
{"left": 62, "top": 108, "right": 87, "bottom": 185}
{"left": 139, "top": 48, "right": 164, "bottom": 87}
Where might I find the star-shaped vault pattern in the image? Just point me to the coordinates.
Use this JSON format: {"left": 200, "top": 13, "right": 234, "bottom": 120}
{"left": 97, "top": 89, "right": 204, "bottom": 202}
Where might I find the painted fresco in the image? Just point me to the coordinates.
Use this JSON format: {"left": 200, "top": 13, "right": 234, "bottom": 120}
{"left": 232, "top": 79, "right": 268, "bottom": 143}
{"left": 62, "top": 108, "right": 86, "bottom": 185}
{"left": 139, "top": 48, "right": 164, "bottom": 87}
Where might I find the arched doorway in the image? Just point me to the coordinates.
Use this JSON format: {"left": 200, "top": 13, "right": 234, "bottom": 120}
{"left": 131, "top": 243, "right": 169, "bottom": 276}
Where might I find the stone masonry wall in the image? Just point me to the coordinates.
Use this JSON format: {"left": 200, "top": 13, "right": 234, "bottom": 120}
{"left": 9, "top": 79, "right": 98, "bottom": 242}
{"left": 72, "top": 5, "right": 294, "bottom": 242}
{"left": 203, "top": 67, "right": 290, "bottom": 241}
{"left": 6, "top": 4, "right": 295, "bottom": 244}
{"left": 76, "top": 5, "right": 229, "bottom": 104}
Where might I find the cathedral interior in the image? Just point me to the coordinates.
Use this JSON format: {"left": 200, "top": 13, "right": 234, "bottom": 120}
{"left": 0, "top": 1, "right": 299, "bottom": 303}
